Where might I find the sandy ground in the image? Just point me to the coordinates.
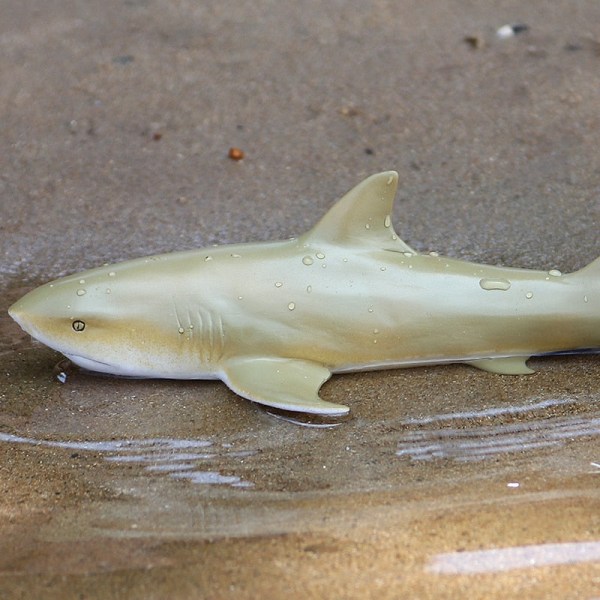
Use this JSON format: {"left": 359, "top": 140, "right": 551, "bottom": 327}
{"left": 1, "top": 1, "right": 599, "bottom": 598}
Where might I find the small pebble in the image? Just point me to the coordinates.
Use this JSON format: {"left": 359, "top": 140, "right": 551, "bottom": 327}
{"left": 464, "top": 35, "right": 484, "bottom": 49}
{"left": 113, "top": 55, "right": 135, "bottom": 65}
{"left": 228, "top": 147, "right": 245, "bottom": 161}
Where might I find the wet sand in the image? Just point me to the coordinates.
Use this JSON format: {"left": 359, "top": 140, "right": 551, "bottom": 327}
{"left": 1, "top": 1, "right": 599, "bottom": 598}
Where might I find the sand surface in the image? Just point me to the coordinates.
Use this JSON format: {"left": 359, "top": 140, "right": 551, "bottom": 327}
{"left": 1, "top": 1, "right": 599, "bottom": 598}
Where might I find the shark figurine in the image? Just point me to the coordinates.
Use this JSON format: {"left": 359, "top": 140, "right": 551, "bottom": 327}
{"left": 8, "top": 172, "right": 600, "bottom": 415}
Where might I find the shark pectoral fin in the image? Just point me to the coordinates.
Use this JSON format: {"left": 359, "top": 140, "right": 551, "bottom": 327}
{"left": 465, "top": 357, "right": 535, "bottom": 375}
{"left": 221, "top": 357, "right": 349, "bottom": 415}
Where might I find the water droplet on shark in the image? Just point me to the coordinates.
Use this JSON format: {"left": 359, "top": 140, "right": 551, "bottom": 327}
{"left": 302, "top": 256, "right": 314, "bottom": 265}
{"left": 380, "top": 266, "right": 387, "bottom": 272}
{"left": 548, "top": 269, "right": 562, "bottom": 277}
{"left": 525, "top": 292, "right": 534, "bottom": 299}
{"left": 204, "top": 256, "right": 213, "bottom": 262}
{"left": 584, "top": 295, "right": 589, "bottom": 303}
{"left": 384, "top": 215, "right": 391, "bottom": 228}
{"left": 275, "top": 282, "right": 283, "bottom": 288}
{"left": 178, "top": 327, "right": 185, "bottom": 334}
{"left": 76, "top": 289, "right": 86, "bottom": 296}
{"left": 79, "top": 279, "right": 86, "bottom": 285}
{"left": 479, "top": 278, "right": 511, "bottom": 291}
{"left": 108, "top": 271, "right": 116, "bottom": 277}
{"left": 288, "top": 302, "right": 296, "bottom": 311}
{"left": 306, "top": 285, "right": 312, "bottom": 293}
{"left": 230, "top": 253, "right": 242, "bottom": 258}
{"left": 316, "top": 252, "right": 325, "bottom": 260}
{"left": 365, "top": 223, "right": 371, "bottom": 230}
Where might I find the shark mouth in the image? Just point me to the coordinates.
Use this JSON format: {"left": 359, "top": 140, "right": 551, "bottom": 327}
{"left": 63, "top": 353, "right": 125, "bottom": 375}
{"left": 62, "top": 353, "right": 162, "bottom": 379}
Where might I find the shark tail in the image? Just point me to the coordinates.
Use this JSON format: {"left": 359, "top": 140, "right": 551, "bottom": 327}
{"left": 571, "top": 255, "right": 600, "bottom": 278}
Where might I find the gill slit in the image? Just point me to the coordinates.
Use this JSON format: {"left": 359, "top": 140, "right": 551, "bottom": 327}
{"left": 172, "top": 297, "right": 225, "bottom": 365}
{"left": 199, "top": 309, "right": 225, "bottom": 364}
{"left": 173, "top": 300, "right": 183, "bottom": 331}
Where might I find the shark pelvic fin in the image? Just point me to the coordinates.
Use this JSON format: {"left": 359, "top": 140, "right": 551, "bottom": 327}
{"left": 465, "top": 357, "right": 535, "bottom": 375}
{"left": 300, "top": 171, "right": 416, "bottom": 254}
{"left": 221, "top": 357, "right": 349, "bottom": 415}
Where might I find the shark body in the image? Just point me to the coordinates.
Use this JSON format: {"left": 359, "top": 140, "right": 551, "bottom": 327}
{"left": 8, "top": 172, "right": 600, "bottom": 415}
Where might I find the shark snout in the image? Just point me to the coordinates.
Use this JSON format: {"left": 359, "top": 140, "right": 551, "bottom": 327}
{"left": 8, "top": 285, "right": 59, "bottom": 341}
{"left": 7, "top": 302, "right": 20, "bottom": 321}
{"left": 9, "top": 296, "right": 40, "bottom": 338}
{"left": 9, "top": 295, "right": 29, "bottom": 325}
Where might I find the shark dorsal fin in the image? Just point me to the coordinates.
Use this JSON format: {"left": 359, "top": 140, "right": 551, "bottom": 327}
{"left": 300, "top": 171, "right": 416, "bottom": 253}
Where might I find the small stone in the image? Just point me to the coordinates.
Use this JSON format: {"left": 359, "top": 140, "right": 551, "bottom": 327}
{"left": 228, "top": 147, "right": 245, "bottom": 161}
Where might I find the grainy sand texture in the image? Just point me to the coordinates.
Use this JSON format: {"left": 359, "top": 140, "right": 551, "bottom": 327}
{"left": 1, "top": 1, "right": 599, "bottom": 598}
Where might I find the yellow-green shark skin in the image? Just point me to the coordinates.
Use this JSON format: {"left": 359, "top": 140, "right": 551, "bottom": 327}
{"left": 8, "top": 172, "right": 600, "bottom": 415}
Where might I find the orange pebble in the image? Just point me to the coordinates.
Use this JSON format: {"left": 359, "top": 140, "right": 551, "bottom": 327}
{"left": 228, "top": 147, "right": 245, "bottom": 161}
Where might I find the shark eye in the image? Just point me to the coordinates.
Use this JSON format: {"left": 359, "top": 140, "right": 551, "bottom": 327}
{"left": 72, "top": 319, "right": 86, "bottom": 332}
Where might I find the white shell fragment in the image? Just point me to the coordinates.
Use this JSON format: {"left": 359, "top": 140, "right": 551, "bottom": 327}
{"left": 497, "top": 24, "right": 529, "bottom": 39}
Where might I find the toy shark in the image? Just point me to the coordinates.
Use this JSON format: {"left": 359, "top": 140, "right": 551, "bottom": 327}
{"left": 8, "top": 172, "right": 600, "bottom": 415}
